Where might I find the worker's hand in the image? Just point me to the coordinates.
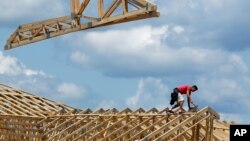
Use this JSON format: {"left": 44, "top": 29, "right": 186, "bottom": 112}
{"left": 188, "top": 108, "right": 192, "bottom": 112}
{"left": 192, "top": 103, "right": 196, "bottom": 107}
{"left": 190, "top": 100, "right": 196, "bottom": 106}
{"left": 190, "top": 103, "right": 197, "bottom": 108}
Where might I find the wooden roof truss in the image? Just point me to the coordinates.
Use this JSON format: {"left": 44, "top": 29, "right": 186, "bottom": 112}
{"left": 0, "top": 84, "right": 73, "bottom": 117}
{"left": 0, "top": 83, "right": 230, "bottom": 141}
{"left": 4, "top": 0, "right": 160, "bottom": 50}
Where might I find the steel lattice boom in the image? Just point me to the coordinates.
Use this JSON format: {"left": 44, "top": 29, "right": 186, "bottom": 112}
{"left": 4, "top": 0, "right": 160, "bottom": 50}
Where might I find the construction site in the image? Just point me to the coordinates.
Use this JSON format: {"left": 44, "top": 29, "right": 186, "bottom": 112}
{"left": 0, "top": 83, "right": 230, "bottom": 141}
{"left": 1, "top": 0, "right": 232, "bottom": 140}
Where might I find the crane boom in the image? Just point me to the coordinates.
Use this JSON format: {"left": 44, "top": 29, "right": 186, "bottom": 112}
{"left": 4, "top": 0, "right": 160, "bottom": 50}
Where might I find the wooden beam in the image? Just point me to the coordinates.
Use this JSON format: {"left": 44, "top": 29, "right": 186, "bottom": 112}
{"left": 98, "top": 0, "right": 104, "bottom": 17}
{"left": 0, "top": 83, "right": 226, "bottom": 141}
{"left": 192, "top": 119, "right": 196, "bottom": 141}
{"left": 196, "top": 123, "right": 200, "bottom": 141}
{"left": 112, "top": 117, "right": 153, "bottom": 141}
{"left": 151, "top": 107, "right": 212, "bottom": 140}
{"left": 49, "top": 117, "right": 88, "bottom": 138}
{"left": 71, "top": 0, "right": 76, "bottom": 15}
{"left": 77, "top": 0, "right": 90, "bottom": 15}
{"left": 209, "top": 117, "right": 214, "bottom": 141}
{"left": 88, "top": 116, "right": 128, "bottom": 140}
{"left": 72, "top": 116, "right": 114, "bottom": 141}
{"left": 74, "top": 0, "right": 80, "bottom": 13}
{"left": 122, "top": 0, "right": 128, "bottom": 14}
{"left": 142, "top": 115, "right": 183, "bottom": 140}
{"left": 5, "top": 0, "right": 159, "bottom": 50}
{"left": 5, "top": 10, "right": 158, "bottom": 50}
{"left": 58, "top": 116, "right": 100, "bottom": 141}
{"left": 102, "top": 0, "right": 122, "bottom": 18}
{"left": 128, "top": 116, "right": 166, "bottom": 141}
{"left": 99, "top": 116, "right": 142, "bottom": 141}
{"left": 205, "top": 112, "right": 209, "bottom": 141}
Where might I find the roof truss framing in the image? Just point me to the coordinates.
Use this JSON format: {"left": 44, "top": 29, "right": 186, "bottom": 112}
{"left": 0, "top": 83, "right": 230, "bottom": 141}
{"left": 4, "top": 0, "right": 160, "bottom": 50}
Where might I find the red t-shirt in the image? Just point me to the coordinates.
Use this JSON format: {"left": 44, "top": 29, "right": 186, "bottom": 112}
{"left": 177, "top": 85, "right": 192, "bottom": 94}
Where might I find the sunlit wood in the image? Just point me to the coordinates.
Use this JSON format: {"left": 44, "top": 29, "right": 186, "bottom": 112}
{"left": 0, "top": 83, "right": 230, "bottom": 141}
{"left": 4, "top": 0, "right": 159, "bottom": 50}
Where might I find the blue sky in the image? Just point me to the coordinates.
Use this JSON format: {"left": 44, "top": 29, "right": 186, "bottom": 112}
{"left": 1, "top": 0, "right": 250, "bottom": 123}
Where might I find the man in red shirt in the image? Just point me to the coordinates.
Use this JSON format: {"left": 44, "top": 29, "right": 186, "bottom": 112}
{"left": 169, "top": 85, "right": 198, "bottom": 113}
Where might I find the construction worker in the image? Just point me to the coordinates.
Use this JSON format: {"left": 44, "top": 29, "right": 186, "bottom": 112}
{"left": 169, "top": 85, "right": 198, "bottom": 113}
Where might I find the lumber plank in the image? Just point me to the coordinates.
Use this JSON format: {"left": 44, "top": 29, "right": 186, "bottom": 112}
{"left": 102, "top": 0, "right": 122, "bottom": 18}
{"left": 78, "top": 0, "right": 90, "bottom": 15}
{"left": 5, "top": 0, "right": 159, "bottom": 50}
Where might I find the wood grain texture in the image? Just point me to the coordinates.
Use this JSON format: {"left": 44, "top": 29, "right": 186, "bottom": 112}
{"left": 0, "top": 83, "right": 230, "bottom": 141}
{"left": 4, "top": 0, "right": 159, "bottom": 50}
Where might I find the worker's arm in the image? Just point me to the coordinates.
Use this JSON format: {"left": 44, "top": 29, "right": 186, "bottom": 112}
{"left": 186, "top": 89, "right": 195, "bottom": 109}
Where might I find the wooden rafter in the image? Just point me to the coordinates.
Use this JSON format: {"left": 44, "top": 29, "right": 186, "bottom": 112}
{"left": 0, "top": 83, "right": 231, "bottom": 141}
{"left": 0, "top": 83, "right": 74, "bottom": 117}
{"left": 77, "top": 0, "right": 91, "bottom": 15}
{"left": 4, "top": 0, "right": 160, "bottom": 50}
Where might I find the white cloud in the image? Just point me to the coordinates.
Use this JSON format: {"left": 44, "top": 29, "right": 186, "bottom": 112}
{"left": 126, "top": 77, "right": 169, "bottom": 109}
{"left": 156, "top": 0, "right": 250, "bottom": 52}
{"left": 159, "top": 0, "right": 237, "bottom": 17}
{"left": 80, "top": 26, "right": 168, "bottom": 53}
{"left": 173, "top": 25, "right": 185, "bottom": 34}
{"left": 0, "top": 52, "right": 60, "bottom": 106}
{"left": 229, "top": 54, "right": 248, "bottom": 72}
{"left": 197, "top": 78, "right": 243, "bottom": 104}
{"left": 200, "top": 0, "right": 237, "bottom": 12}
{"left": 57, "top": 83, "right": 86, "bottom": 100}
{"left": 0, "top": 52, "right": 87, "bottom": 108}
{"left": 0, "top": 52, "right": 58, "bottom": 101}
{"left": 68, "top": 25, "right": 247, "bottom": 78}
{"left": 65, "top": 24, "right": 250, "bottom": 123}
{"left": 0, "top": 52, "right": 49, "bottom": 77}
{"left": 24, "top": 69, "right": 47, "bottom": 77}
{"left": 71, "top": 51, "right": 90, "bottom": 66}
{"left": 0, "top": 0, "right": 66, "bottom": 23}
